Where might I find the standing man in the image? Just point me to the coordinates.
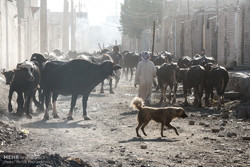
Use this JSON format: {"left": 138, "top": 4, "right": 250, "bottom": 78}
{"left": 134, "top": 51, "right": 157, "bottom": 105}
{"left": 201, "top": 48, "right": 206, "bottom": 57}
{"left": 110, "top": 45, "right": 123, "bottom": 87}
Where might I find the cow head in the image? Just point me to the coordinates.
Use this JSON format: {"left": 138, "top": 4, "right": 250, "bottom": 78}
{"left": 15, "top": 60, "right": 35, "bottom": 81}
{"left": 1, "top": 69, "right": 15, "bottom": 85}
{"left": 101, "top": 61, "right": 122, "bottom": 76}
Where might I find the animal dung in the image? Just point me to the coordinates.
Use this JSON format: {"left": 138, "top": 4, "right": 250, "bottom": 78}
{"left": 140, "top": 144, "right": 147, "bottom": 149}
{"left": 189, "top": 120, "right": 195, "bottom": 125}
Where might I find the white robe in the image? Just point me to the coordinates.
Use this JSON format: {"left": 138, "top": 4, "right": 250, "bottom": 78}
{"left": 134, "top": 59, "right": 156, "bottom": 102}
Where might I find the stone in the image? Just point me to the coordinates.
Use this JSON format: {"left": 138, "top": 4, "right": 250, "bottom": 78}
{"left": 141, "top": 144, "right": 147, "bottom": 149}
{"left": 189, "top": 120, "right": 195, "bottom": 125}
{"left": 199, "top": 122, "right": 205, "bottom": 126}
{"left": 211, "top": 128, "right": 220, "bottom": 133}
{"left": 227, "top": 132, "right": 237, "bottom": 137}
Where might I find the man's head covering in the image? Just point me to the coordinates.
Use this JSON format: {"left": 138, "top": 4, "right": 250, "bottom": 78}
{"left": 141, "top": 51, "right": 150, "bottom": 61}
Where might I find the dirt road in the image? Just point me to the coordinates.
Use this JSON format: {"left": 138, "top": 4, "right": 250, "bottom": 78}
{"left": 1, "top": 78, "right": 250, "bottom": 166}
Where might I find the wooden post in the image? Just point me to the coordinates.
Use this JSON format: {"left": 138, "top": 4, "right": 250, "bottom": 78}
{"left": 151, "top": 21, "right": 156, "bottom": 56}
{"left": 71, "top": 0, "right": 76, "bottom": 51}
{"left": 40, "top": 0, "right": 48, "bottom": 53}
{"left": 62, "top": 0, "right": 69, "bottom": 52}
{"left": 98, "top": 43, "right": 102, "bottom": 51}
{"left": 5, "top": 0, "right": 9, "bottom": 68}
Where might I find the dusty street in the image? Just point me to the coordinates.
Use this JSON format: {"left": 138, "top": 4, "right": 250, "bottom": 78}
{"left": 0, "top": 77, "right": 250, "bottom": 167}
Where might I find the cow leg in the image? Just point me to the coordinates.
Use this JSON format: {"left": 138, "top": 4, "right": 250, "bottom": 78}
{"left": 16, "top": 92, "right": 24, "bottom": 116}
{"left": 67, "top": 94, "right": 78, "bottom": 120}
{"left": 100, "top": 81, "right": 104, "bottom": 93}
{"left": 218, "top": 96, "right": 222, "bottom": 110}
{"left": 25, "top": 93, "right": 33, "bottom": 119}
{"left": 82, "top": 95, "right": 90, "bottom": 120}
{"left": 52, "top": 93, "right": 59, "bottom": 118}
{"left": 8, "top": 88, "right": 14, "bottom": 113}
{"left": 33, "top": 91, "right": 43, "bottom": 111}
{"left": 168, "top": 85, "right": 172, "bottom": 103}
{"left": 184, "top": 86, "right": 189, "bottom": 106}
{"left": 172, "top": 82, "right": 177, "bottom": 104}
{"left": 160, "top": 84, "right": 167, "bottom": 103}
{"left": 193, "top": 87, "right": 199, "bottom": 107}
{"left": 109, "top": 79, "right": 114, "bottom": 94}
{"left": 43, "top": 90, "right": 51, "bottom": 120}
{"left": 125, "top": 68, "right": 128, "bottom": 81}
{"left": 129, "top": 67, "right": 133, "bottom": 82}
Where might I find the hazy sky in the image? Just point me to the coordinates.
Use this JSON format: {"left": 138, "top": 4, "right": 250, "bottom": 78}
{"left": 47, "top": 0, "right": 123, "bottom": 25}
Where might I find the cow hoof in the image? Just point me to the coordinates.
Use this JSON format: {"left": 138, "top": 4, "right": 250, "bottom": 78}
{"left": 100, "top": 90, "right": 104, "bottom": 94}
{"left": 43, "top": 114, "right": 49, "bottom": 120}
{"left": 26, "top": 114, "right": 32, "bottom": 119}
{"left": 53, "top": 114, "right": 60, "bottom": 118}
{"left": 67, "top": 115, "right": 74, "bottom": 120}
{"left": 110, "top": 90, "right": 114, "bottom": 94}
{"left": 83, "top": 116, "right": 91, "bottom": 120}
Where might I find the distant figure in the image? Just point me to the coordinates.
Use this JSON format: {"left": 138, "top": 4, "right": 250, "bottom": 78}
{"left": 201, "top": 48, "right": 206, "bottom": 57}
{"left": 134, "top": 51, "right": 157, "bottom": 105}
{"left": 110, "top": 45, "right": 124, "bottom": 87}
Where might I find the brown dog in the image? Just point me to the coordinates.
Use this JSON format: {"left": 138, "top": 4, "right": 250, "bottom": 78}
{"left": 131, "top": 97, "right": 188, "bottom": 137}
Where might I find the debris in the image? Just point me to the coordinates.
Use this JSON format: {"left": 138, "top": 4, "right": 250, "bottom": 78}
{"left": 242, "top": 136, "right": 250, "bottom": 141}
{"left": 227, "top": 132, "right": 237, "bottom": 137}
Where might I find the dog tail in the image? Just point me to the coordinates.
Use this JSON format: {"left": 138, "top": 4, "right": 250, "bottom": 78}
{"left": 131, "top": 97, "right": 144, "bottom": 111}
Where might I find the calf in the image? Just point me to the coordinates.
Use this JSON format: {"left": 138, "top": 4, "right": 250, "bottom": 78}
{"left": 8, "top": 60, "right": 40, "bottom": 118}
{"left": 122, "top": 51, "right": 140, "bottom": 81}
{"left": 157, "top": 63, "right": 178, "bottom": 104}
{"left": 42, "top": 59, "right": 121, "bottom": 120}
{"left": 204, "top": 63, "right": 229, "bottom": 110}
{"left": 183, "top": 65, "right": 206, "bottom": 107}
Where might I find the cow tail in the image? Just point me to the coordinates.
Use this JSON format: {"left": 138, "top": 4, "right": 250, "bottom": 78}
{"left": 131, "top": 97, "right": 144, "bottom": 112}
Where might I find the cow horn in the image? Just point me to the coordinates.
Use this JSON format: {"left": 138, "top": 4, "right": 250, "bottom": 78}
{"left": 104, "top": 54, "right": 114, "bottom": 63}
{"left": 1, "top": 69, "right": 5, "bottom": 73}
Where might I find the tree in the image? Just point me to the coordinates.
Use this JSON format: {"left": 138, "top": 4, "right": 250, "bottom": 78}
{"left": 120, "top": 0, "right": 162, "bottom": 38}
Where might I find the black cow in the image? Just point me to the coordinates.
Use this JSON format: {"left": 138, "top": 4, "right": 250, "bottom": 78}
{"left": 157, "top": 63, "right": 178, "bottom": 104}
{"left": 204, "top": 63, "right": 229, "bottom": 110}
{"left": 122, "top": 51, "right": 140, "bottom": 81}
{"left": 1, "top": 69, "right": 14, "bottom": 85}
{"left": 183, "top": 65, "right": 206, "bottom": 107}
{"left": 30, "top": 53, "right": 48, "bottom": 107}
{"left": 177, "top": 56, "right": 192, "bottom": 68}
{"left": 190, "top": 54, "right": 215, "bottom": 66}
{"left": 42, "top": 59, "right": 121, "bottom": 120}
{"left": 8, "top": 60, "right": 40, "bottom": 118}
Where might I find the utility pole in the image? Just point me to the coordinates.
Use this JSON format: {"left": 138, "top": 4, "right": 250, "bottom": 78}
{"left": 71, "top": 0, "right": 75, "bottom": 50}
{"left": 17, "top": 0, "right": 24, "bottom": 62}
{"left": 5, "top": 0, "right": 9, "bottom": 68}
{"left": 216, "top": 0, "right": 219, "bottom": 21}
{"left": 151, "top": 21, "right": 156, "bottom": 56}
{"left": 40, "top": 0, "right": 48, "bottom": 53}
{"left": 62, "top": 0, "right": 69, "bottom": 52}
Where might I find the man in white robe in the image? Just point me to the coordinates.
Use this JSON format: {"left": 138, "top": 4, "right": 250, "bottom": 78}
{"left": 134, "top": 51, "right": 156, "bottom": 105}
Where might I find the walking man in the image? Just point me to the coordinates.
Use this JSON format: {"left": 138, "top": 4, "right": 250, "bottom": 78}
{"left": 134, "top": 51, "right": 156, "bottom": 105}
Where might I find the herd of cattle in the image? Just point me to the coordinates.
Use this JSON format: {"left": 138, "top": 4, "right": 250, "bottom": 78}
{"left": 1, "top": 49, "right": 229, "bottom": 120}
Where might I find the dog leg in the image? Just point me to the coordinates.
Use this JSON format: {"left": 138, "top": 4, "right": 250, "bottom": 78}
{"left": 161, "top": 123, "right": 166, "bottom": 137}
{"left": 167, "top": 123, "right": 179, "bottom": 136}
{"left": 136, "top": 122, "right": 143, "bottom": 137}
{"left": 141, "top": 121, "right": 150, "bottom": 136}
